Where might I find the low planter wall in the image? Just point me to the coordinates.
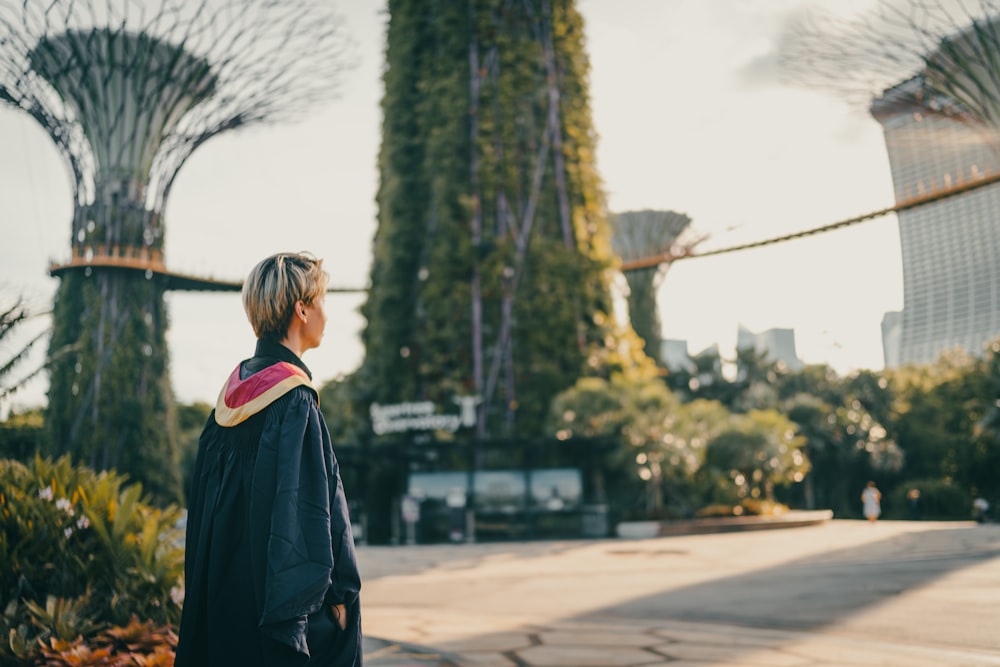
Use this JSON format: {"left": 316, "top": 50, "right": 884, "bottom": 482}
{"left": 615, "top": 509, "right": 834, "bottom": 539}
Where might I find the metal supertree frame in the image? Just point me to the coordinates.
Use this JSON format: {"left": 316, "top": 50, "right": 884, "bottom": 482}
{"left": 0, "top": 0, "right": 350, "bottom": 236}
{"left": 0, "top": 0, "right": 350, "bottom": 499}
{"left": 779, "top": 0, "right": 1000, "bottom": 129}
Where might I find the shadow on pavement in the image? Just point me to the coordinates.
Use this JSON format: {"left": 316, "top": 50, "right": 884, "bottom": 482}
{"left": 361, "top": 522, "right": 1000, "bottom": 665}
{"left": 588, "top": 524, "right": 1000, "bottom": 631}
{"left": 358, "top": 539, "right": 592, "bottom": 580}
{"left": 363, "top": 636, "right": 465, "bottom": 666}
{"left": 547, "top": 523, "right": 1000, "bottom": 665}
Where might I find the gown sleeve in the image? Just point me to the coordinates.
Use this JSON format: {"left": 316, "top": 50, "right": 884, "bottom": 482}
{"left": 253, "top": 388, "right": 337, "bottom": 660}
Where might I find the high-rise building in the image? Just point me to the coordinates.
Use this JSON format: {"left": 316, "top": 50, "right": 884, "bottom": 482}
{"left": 871, "top": 76, "right": 1000, "bottom": 366}
{"left": 660, "top": 339, "right": 697, "bottom": 374}
{"left": 881, "top": 310, "right": 903, "bottom": 369}
{"left": 736, "top": 325, "right": 803, "bottom": 372}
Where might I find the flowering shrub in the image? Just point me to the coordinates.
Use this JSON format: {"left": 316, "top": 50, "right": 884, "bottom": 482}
{"left": 0, "top": 456, "right": 184, "bottom": 665}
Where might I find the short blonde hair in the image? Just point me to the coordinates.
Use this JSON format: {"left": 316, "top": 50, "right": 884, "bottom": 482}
{"left": 242, "top": 252, "right": 329, "bottom": 340}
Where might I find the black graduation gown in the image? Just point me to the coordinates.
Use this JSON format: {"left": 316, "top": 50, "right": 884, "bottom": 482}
{"left": 176, "top": 341, "right": 362, "bottom": 667}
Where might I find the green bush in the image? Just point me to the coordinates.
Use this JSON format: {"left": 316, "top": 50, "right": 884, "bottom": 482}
{"left": 0, "top": 456, "right": 184, "bottom": 665}
{"left": 0, "top": 410, "right": 48, "bottom": 463}
{"left": 885, "top": 478, "right": 971, "bottom": 520}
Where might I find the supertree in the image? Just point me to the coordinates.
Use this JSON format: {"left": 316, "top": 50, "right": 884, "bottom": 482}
{"left": 363, "top": 0, "right": 629, "bottom": 441}
{"left": 779, "top": 0, "right": 1000, "bottom": 133}
{"left": 0, "top": 0, "right": 350, "bottom": 501}
{"left": 609, "top": 209, "right": 692, "bottom": 365}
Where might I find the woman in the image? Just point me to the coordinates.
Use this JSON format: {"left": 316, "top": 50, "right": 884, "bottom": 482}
{"left": 176, "top": 252, "right": 363, "bottom": 666}
{"left": 861, "top": 481, "right": 882, "bottom": 523}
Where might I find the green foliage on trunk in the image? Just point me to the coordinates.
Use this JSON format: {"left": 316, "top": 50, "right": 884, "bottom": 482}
{"left": 363, "top": 0, "right": 624, "bottom": 437}
{"left": 46, "top": 269, "right": 180, "bottom": 504}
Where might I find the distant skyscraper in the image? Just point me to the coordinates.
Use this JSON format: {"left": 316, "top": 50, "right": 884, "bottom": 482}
{"left": 871, "top": 76, "right": 1000, "bottom": 366}
{"left": 660, "top": 339, "right": 697, "bottom": 374}
{"left": 735, "top": 326, "right": 803, "bottom": 372}
{"left": 881, "top": 311, "right": 903, "bottom": 369}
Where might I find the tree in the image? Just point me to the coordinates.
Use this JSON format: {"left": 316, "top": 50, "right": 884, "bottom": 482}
{"left": 0, "top": 409, "right": 46, "bottom": 462}
{"left": 609, "top": 209, "right": 692, "bottom": 364}
{"left": 363, "top": 0, "right": 627, "bottom": 440}
{"left": 664, "top": 345, "right": 740, "bottom": 407}
{"left": 977, "top": 338, "right": 1000, "bottom": 436}
{"left": 776, "top": 364, "right": 899, "bottom": 515}
{"left": 731, "top": 346, "right": 788, "bottom": 413}
{"left": 700, "top": 409, "right": 809, "bottom": 507}
{"left": 975, "top": 339, "right": 1000, "bottom": 509}
{"left": 318, "top": 373, "right": 372, "bottom": 502}
{"left": 0, "top": 1, "right": 350, "bottom": 502}
{"left": 0, "top": 297, "right": 47, "bottom": 404}
{"left": 890, "top": 349, "right": 992, "bottom": 497}
{"left": 175, "top": 401, "right": 211, "bottom": 500}
{"left": 648, "top": 397, "right": 730, "bottom": 517}
{"left": 666, "top": 344, "right": 793, "bottom": 414}
{"left": 549, "top": 374, "right": 734, "bottom": 518}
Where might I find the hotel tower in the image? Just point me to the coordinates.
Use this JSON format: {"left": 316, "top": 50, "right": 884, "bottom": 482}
{"left": 871, "top": 76, "right": 1000, "bottom": 366}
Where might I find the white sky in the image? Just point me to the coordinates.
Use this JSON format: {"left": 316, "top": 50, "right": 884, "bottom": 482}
{"left": 0, "top": 0, "right": 903, "bottom": 413}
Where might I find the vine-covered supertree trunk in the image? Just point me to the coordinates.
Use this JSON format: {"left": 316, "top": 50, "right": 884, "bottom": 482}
{"left": 363, "top": 0, "right": 624, "bottom": 438}
{"left": 48, "top": 267, "right": 177, "bottom": 494}
{"left": 0, "top": 1, "right": 349, "bottom": 502}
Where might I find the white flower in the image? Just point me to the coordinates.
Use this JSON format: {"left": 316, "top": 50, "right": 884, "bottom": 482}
{"left": 38, "top": 487, "right": 54, "bottom": 501}
{"left": 170, "top": 585, "right": 185, "bottom": 606}
{"left": 55, "top": 498, "right": 74, "bottom": 516}
{"left": 76, "top": 516, "right": 90, "bottom": 530}
{"left": 63, "top": 526, "right": 74, "bottom": 538}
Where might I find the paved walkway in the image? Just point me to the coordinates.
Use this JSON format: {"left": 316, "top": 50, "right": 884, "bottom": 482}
{"left": 359, "top": 520, "right": 1000, "bottom": 666}
{"left": 363, "top": 636, "right": 464, "bottom": 666}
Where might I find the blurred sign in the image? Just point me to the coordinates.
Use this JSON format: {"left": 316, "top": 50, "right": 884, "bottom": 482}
{"left": 370, "top": 395, "right": 480, "bottom": 434}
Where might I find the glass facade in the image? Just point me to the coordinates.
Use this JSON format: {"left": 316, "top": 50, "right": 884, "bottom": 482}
{"left": 872, "top": 78, "right": 1000, "bottom": 366}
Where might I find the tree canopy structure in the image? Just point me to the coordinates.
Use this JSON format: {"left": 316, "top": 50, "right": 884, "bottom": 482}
{"left": 363, "top": 0, "right": 627, "bottom": 440}
{"left": 780, "top": 0, "right": 1000, "bottom": 132}
{"left": 0, "top": 0, "right": 349, "bottom": 501}
{"left": 610, "top": 209, "right": 692, "bottom": 365}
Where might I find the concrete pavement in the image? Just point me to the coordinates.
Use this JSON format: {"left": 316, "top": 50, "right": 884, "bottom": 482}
{"left": 363, "top": 636, "right": 464, "bottom": 666}
{"left": 359, "top": 520, "right": 1000, "bottom": 666}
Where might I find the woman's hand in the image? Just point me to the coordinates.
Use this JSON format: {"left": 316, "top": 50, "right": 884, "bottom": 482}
{"left": 331, "top": 604, "right": 347, "bottom": 630}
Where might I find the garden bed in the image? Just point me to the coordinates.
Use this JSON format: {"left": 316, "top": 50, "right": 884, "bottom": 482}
{"left": 615, "top": 509, "right": 834, "bottom": 539}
